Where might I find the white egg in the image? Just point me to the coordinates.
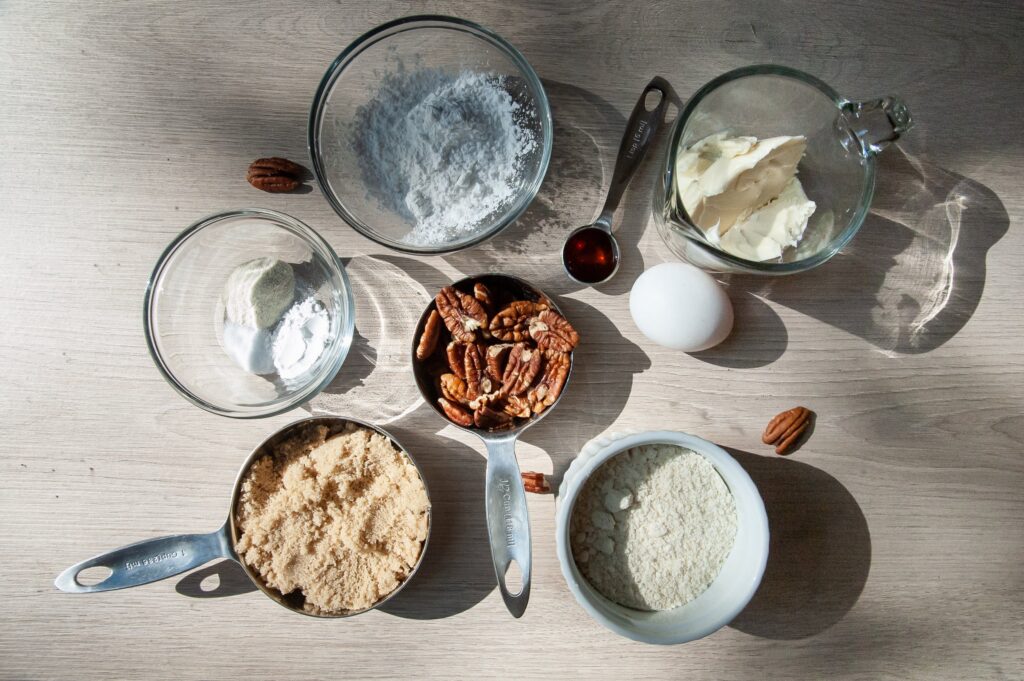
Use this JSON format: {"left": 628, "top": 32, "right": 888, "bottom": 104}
{"left": 629, "top": 263, "right": 733, "bottom": 352}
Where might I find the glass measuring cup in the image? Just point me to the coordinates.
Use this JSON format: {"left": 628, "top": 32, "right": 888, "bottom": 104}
{"left": 654, "top": 65, "right": 913, "bottom": 274}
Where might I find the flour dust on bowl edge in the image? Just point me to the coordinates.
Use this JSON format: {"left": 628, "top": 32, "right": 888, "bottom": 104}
{"left": 144, "top": 209, "right": 355, "bottom": 418}
{"left": 308, "top": 15, "right": 553, "bottom": 254}
{"left": 556, "top": 431, "right": 769, "bottom": 644}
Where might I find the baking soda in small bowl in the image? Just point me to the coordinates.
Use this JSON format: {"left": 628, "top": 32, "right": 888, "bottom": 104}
{"left": 219, "top": 258, "right": 334, "bottom": 387}
{"left": 271, "top": 297, "right": 331, "bottom": 382}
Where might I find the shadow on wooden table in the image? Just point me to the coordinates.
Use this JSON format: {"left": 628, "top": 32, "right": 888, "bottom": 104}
{"left": 519, "top": 294, "right": 651, "bottom": 484}
{"left": 311, "top": 254, "right": 437, "bottom": 425}
{"left": 727, "top": 147, "right": 1009, "bottom": 355}
{"left": 176, "top": 560, "right": 257, "bottom": 599}
{"left": 690, "top": 290, "right": 789, "bottom": 368}
{"left": 376, "top": 415, "right": 495, "bottom": 619}
{"left": 726, "top": 448, "right": 871, "bottom": 639}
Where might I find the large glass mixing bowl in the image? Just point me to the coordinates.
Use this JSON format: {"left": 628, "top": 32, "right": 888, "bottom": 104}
{"left": 308, "top": 16, "right": 553, "bottom": 255}
{"left": 144, "top": 209, "right": 355, "bottom": 418}
{"left": 655, "top": 65, "right": 913, "bottom": 275}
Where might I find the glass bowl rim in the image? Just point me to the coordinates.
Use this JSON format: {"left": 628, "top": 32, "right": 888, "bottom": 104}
{"left": 306, "top": 14, "right": 554, "bottom": 255}
{"left": 143, "top": 208, "right": 356, "bottom": 419}
{"left": 662, "top": 63, "right": 876, "bottom": 274}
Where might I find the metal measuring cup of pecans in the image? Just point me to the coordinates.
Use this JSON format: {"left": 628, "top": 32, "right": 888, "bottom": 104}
{"left": 411, "top": 274, "right": 579, "bottom": 618}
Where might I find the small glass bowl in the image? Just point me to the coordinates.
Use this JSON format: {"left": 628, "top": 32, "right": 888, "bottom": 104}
{"left": 144, "top": 209, "right": 355, "bottom": 418}
{"left": 308, "top": 15, "right": 553, "bottom": 255}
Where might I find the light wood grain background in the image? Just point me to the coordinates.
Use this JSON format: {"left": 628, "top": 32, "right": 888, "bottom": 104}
{"left": 2, "top": 1, "right": 1022, "bottom": 679}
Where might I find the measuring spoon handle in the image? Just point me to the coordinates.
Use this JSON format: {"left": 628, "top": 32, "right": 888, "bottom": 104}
{"left": 55, "top": 524, "right": 232, "bottom": 593}
{"left": 598, "top": 77, "right": 670, "bottom": 227}
{"left": 483, "top": 435, "right": 531, "bottom": 618}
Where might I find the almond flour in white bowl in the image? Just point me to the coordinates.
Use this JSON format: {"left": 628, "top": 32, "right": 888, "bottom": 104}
{"left": 570, "top": 443, "right": 738, "bottom": 611}
{"left": 556, "top": 431, "right": 768, "bottom": 645}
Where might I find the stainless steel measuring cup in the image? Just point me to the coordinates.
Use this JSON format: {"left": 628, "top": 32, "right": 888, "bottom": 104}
{"left": 411, "top": 274, "right": 575, "bottom": 618}
{"left": 54, "top": 416, "right": 432, "bottom": 617}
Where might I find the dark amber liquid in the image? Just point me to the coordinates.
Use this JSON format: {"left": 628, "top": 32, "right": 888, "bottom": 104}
{"left": 563, "top": 227, "right": 617, "bottom": 283}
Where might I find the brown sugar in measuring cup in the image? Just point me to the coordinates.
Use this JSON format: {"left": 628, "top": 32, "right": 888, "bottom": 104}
{"left": 54, "top": 417, "right": 431, "bottom": 618}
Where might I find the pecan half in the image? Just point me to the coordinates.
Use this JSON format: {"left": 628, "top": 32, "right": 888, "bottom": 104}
{"left": 463, "top": 343, "right": 494, "bottom": 401}
{"left": 521, "top": 471, "right": 550, "bottom": 494}
{"left": 473, "top": 282, "right": 493, "bottom": 310}
{"left": 446, "top": 342, "right": 466, "bottom": 379}
{"left": 473, "top": 404, "right": 513, "bottom": 431}
{"left": 438, "top": 398, "right": 473, "bottom": 427}
{"left": 416, "top": 310, "right": 442, "bottom": 360}
{"left": 436, "top": 287, "right": 488, "bottom": 343}
{"left": 469, "top": 391, "right": 502, "bottom": 412}
{"left": 503, "top": 394, "right": 532, "bottom": 418}
{"left": 762, "top": 406, "right": 813, "bottom": 455}
{"left": 489, "top": 301, "right": 549, "bottom": 342}
{"left": 246, "top": 157, "right": 305, "bottom": 193}
{"left": 527, "top": 351, "right": 570, "bottom": 414}
{"left": 529, "top": 309, "right": 580, "bottom": 354}
{"left": 439, "top": 373, "right": 469, "bottom": 405}
{"left": 502, "top": 343, "right": 542, "bottom": 396}
{"left": 486, "top": 343, "right": 513, "bottom": 383}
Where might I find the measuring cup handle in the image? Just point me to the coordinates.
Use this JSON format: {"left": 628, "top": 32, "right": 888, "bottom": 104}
{"left": 54, "top": 524, "right": 232, "bottom": 593}
{"left": 598, "top": 77, "right": 670, "bottom": 227}
{"left": 841, "top": 96, "right": 913, "bottom": 155}
{"left": 483, "top": 435, "right": 531, "bottom": 618}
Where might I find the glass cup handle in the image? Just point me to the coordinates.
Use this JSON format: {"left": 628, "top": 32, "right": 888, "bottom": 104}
{"left": 841, "top": 96, "right": 914, "bottom": 155}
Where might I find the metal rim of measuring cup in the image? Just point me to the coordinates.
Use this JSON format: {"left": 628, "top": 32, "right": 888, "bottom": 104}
{"left": 410, "top": 273, "right": 576, "bottom": 617}
{"left": 54, "top": 415, "right": 432, "bottom": 619}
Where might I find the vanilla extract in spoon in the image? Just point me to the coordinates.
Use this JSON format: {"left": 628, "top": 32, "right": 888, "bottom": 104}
{"left": 562, "top": 78, "right": 668, "bottom": 285}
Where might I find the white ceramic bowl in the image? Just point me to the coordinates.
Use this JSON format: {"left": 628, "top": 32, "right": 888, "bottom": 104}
{"left": 556, "top": 430, "right": 769, "bottom": 644}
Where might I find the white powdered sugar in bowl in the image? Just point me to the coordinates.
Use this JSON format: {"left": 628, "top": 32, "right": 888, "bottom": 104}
{"left": 351, "top": 68, "right": 538, "bottom": 247}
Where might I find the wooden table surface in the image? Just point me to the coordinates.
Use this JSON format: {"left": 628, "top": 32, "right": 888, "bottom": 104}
{"left": 2, "top": 1, "right": 1022, "bottom": 678}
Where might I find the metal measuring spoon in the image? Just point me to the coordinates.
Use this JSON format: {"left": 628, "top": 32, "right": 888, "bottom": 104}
{"left": 562, "top": 78, "right": 669, "bottom": 285}
{"left": 411, "top": 274, "right": 576, "bottom": 618}
{"left": 54, "top": 416, "right": 432, "bottom": 618}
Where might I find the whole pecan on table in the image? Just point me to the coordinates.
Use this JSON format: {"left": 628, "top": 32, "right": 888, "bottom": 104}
{"left": 416, "top": 281, "right": 580, "bottom": 432}
{"left": 246, "top": 157, "right": 306, "bottom": 193}
{"left": 762, "top": 406, "right": 814, "bottom": 455}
